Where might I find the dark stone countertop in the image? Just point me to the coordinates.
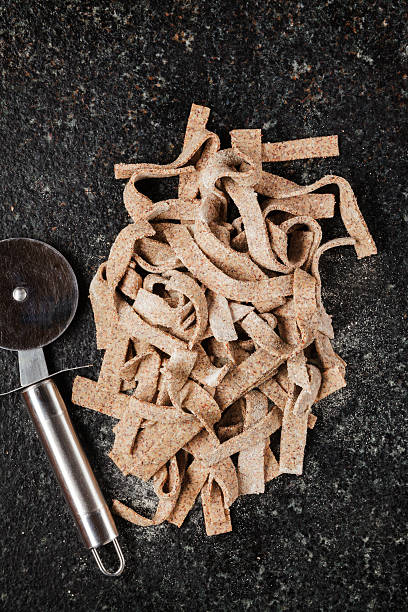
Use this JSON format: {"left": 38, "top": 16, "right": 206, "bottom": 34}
{"left": 0, "top": 2, "right": 407, "bottom": 610}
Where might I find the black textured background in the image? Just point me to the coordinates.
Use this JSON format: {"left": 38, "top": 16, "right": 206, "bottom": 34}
{"left": 0, "top": 2, "right": 407, "bottom": 611}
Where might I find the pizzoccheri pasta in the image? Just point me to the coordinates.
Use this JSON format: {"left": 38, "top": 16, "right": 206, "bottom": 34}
{"left": 72, "top": 104, "right": 376, "bottom": 536}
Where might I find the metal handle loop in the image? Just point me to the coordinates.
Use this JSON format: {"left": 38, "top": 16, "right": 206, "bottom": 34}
{"left": 92, "top": 538, "right": 125, "bottom": 577}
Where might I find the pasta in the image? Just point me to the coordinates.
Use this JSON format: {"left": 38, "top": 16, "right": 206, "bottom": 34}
{"left": 72, "top": 104, "right": 376, "bottom": 535}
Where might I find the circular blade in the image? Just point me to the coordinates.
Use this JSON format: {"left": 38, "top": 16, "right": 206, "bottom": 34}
{"left": 0, "top": 238, "right": 78, "bottom": 351}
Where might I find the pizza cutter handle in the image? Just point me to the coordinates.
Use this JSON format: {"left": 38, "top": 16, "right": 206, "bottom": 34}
{"left": 21, "top": 378, "right": 125, "bottom": 577}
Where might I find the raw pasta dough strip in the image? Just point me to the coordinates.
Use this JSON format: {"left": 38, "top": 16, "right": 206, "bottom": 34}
{"left": 279, "top": 365, "right": 322, "bottom": 475}
{"left": 262, "top": 135, "right": 339, "bottom": 162}
{"left": 237, "top": 391, "right": 270, "bottom": 495}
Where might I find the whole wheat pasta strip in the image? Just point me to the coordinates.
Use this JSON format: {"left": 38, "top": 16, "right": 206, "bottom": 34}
{"left": 116, "top": 104, "right": 217, "bottom": 175}
{"left": 237, "top": 390, "right": 269, "bottom": 495}
{"left": 178, "top": 103, "right": 217, "bottom": 200}
{"left": 293, "top": 268, "right": 318, "bottom": 345}
{"left": 215, "top": 348, "right": 287, "bottom": 411}
{"left": 262, "top": 135, "right": 339, "bottom": 162}
{"left": 105, "top": 221, "right": 155, "bottom": 292}
{"left": 193, "top": 219, "right": 266, "bottom": 281}
{"left": 279, "top": 365, "right": 321, "bottom": 476}
{"left": 201, "top": 478, "right": 232, "bottom": 536}
{"left": 97, "top": 332, "right": 130, "bottom": 395}
{"left": 89, "top": 262, "right": 117, "bottom": 349}
{"left": 177, "top": 104, "right": 214, "bottom": 200}
{"left": 163, "top": 223, "right": 293, "bottom": 303}
{"left": 167, "top": 459, "right": 209, "bottom": 527}
{"left": 182, "top": 103, "right": 212, "bottom": 144}
{"left": 115, "top": 148, "right": 214, "bottom": 186}
{"left": 311, "top": 237, "right": 356, "bottom": 318}
{"left": 262, "top": 194, "right": 335, "bottom": 219}
{"left": 240, "top": 311, "right": 291, "bottom": 358}
{"left": 207, "top": 290, "right": 238, "bottom": 342}
{"left": 121, "top": 399, "right": 196, "bottom": 424}
{"left": 114, "top": 135, "right": 207, "bottom": 180}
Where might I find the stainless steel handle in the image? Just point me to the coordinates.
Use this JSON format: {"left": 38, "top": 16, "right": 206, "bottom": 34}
{"left": 22, "top": 379, "right": 124, "bottom": 575}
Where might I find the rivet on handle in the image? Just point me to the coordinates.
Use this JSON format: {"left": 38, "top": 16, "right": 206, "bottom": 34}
{"left": 91, "top": 538, "right": 125, "bottom": 577}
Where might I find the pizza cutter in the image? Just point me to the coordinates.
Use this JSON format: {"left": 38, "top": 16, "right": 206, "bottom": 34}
{"left": 0, "top": 237, "right": 125, "bottom": 576}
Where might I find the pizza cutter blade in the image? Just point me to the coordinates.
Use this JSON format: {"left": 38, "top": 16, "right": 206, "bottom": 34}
{"left": 0, "top": 238, "right": 125, "bottom": 577}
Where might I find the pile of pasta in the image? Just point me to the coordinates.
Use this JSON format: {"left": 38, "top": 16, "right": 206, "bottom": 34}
{"left": 72, "top": 104, "right": 376, "bottom": 535}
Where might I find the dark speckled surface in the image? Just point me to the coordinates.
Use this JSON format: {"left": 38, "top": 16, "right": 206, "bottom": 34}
{"left": 0, "top": 1, "right": 407, "bottom": 611}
